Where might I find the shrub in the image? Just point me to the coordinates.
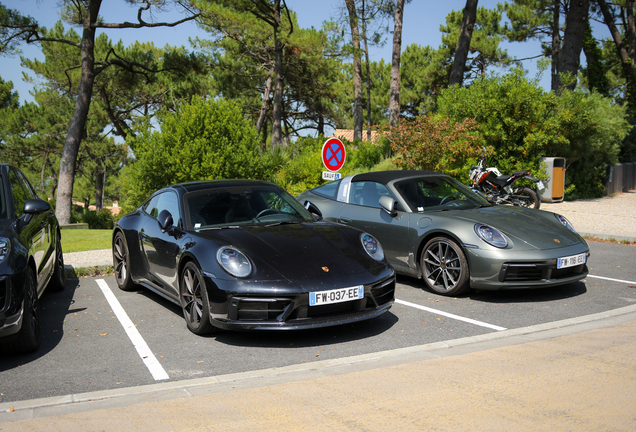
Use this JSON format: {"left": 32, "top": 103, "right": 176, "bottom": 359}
{"left": 378, "top": 115, "right": 483, "bottom": 182}
{"left": 437, "top": 68, "right": 630, "bottom": 198}
{"left": 120, "top": 96, "right": 267, "bottom": 213}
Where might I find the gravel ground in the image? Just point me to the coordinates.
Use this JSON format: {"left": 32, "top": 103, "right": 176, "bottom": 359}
{"left": 62, "top": 189, "right": 636, "bottom": 270}
{"left": 540, "top": 189, "right": 636, "bottom": 239}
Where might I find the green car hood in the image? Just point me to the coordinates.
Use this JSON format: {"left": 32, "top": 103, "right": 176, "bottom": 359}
{"left": 447, "top": 205, "right": 584, "bottom": 250}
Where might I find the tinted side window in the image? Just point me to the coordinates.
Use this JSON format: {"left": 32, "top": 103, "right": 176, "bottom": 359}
{"left": 349, "top": 181, "right": 394, "bottom": 208}
{"left": 16, "top": 170, "right": 38, "bottom": 200}
{"left": 144, "top": 191, "right": 182, "bottom": 228}
{"left": 311, "top": 180, "right": 341, "bottom": 200}
{"left": 0, "top": 176, "right": 7, "bottom": 219}
{"left": 9, "top": 169, "right": 28, "bottom": 217}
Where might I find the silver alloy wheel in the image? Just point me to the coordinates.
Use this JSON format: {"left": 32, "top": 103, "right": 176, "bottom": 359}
{"left": 182, "top": 266, "right": 204, "bottom": 327}
{"left": 112, "top": 232, "right": 136, "bottom": 291}
{"left": 180, "top": 262, "right": 214, "bottom": 335}
{"left": 421, "top": 237, "right": 469, "bottom": 295}
{"left": 113, "top": 236, "right": 127, "bottom": 285}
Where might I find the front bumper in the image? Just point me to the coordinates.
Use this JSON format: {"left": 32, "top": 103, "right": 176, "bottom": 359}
{"left": 0, "top": 275, "right": 23, "bottom": 339}
{"left": 205, "top": 270, "right": 396, "bottom": 331}
{"left": 466, "top": 244, "right": 590, "bottom": 290}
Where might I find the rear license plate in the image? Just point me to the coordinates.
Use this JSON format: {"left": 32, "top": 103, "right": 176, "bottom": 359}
{"left": 310, "top": 285, "right": 364, "bottom": 306}
{"left": 557, "top": 253, "right": 586, "bottom": 269}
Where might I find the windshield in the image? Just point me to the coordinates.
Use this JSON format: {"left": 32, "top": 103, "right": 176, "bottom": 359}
{"left": 184, "top": 184, "right": 314, "bottom": 230}
{"left": 396, "top": 176, "right": 490, "bottom": 212}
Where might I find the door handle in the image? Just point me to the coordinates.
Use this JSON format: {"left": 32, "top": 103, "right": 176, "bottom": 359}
{"left": 339, "top": 217, "right": 352, "bottom": 224}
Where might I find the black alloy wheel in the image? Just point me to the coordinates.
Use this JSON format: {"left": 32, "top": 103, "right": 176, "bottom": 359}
{"left": 4, "top": 267, "right": 41, "bottom": 354}
{"left": 113, "top": 231, "right": 136, "bottom": 291}
{"left": 421, "top": 236, "right": 469, "bottom": 296}
{"left": 180, "top": 262, "right": 215, "bottom": 335}
{"left": 513, "top": 187, "right": 541, "bottom": 209}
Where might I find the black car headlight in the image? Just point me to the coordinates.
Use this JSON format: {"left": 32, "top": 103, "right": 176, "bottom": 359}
{"left": 0, "top": 238, "right": 9, "bottom": 263}
{"left": 555, "top": 214, "right": 576, "bottom": 232}
{"left": 475, "top": 224, "right": 508, "bottom": 248}
{"left": 216, "top": 246, "right": 252, "bottom": 278}
{"left": 361, "top": 233, "right": 384, "bottom": 261}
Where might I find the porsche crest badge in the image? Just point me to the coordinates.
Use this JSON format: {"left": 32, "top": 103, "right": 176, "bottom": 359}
{"left": 322, "top": 266, "right": 330, "bottom": 272}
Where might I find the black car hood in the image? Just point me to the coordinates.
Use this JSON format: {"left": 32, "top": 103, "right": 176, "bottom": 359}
{"left": 448, "top": 205, "right": 585, "bottom": 250}
{"left": 196, "top": 222, "right": 382, "bottom": 284}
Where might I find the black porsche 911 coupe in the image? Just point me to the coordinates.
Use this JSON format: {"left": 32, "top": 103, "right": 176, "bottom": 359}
{"left": 112, "top": 180, "right": 395, "bottom": 335}
{"left": 0, "top": 164, "right": 65, "bottom": 354}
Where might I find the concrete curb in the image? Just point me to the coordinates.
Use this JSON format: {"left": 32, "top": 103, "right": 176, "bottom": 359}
{"left": 3, "top": 303, "right": 636, "bottom": 422}
{"left": 578, "top": 230, "right": 636, "bottom": 243}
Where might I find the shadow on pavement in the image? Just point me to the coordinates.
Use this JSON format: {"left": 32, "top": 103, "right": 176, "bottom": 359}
{"left": 0, "top": 278, "right": 81, "bottom": 371}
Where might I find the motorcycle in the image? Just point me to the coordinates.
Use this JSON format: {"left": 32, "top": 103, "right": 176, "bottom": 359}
{"left": 469, "top": 148, "right": 545, "bottom": 209}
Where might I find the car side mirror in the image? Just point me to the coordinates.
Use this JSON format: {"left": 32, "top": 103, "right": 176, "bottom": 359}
{"left": 19, "top": 198, "right": 52, "bottom": 227}
{"left": 379, "top": 195, "right": 397, "bottom": 217}
{"left": 24, "top": 198, "right": 51, "bottom": 215}
{"left": 304, "top": 201, "right": 323, "bottom": 221}
{"left": 158, "top": 209, "right": 174, "bottom": 233}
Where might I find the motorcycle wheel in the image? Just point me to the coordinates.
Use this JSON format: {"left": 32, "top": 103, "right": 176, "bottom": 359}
{"left": 513, "top": 187, "right": 541, "bottom": 209}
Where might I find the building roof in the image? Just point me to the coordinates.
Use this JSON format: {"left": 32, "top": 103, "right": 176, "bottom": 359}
{"left": 333, "top": 129, "right": 381, "bottom": 144}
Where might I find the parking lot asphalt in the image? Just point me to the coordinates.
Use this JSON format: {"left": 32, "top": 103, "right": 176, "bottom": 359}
{"left": 2, "top": 191, "right": 635, "bottom": 431}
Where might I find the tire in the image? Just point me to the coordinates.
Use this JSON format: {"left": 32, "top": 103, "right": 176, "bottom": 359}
{"left": 513, "top": 187, "right": 541, "bottom": 209}
{"left": 47, "top": 233, "right": 65, "bottom": 292}
{"left": 180, "top": 262, "right": 215, "bottom": 335}
{"left": 4, "top": 267, "right": 41, "bottom": 354}
{"left": 112, "top": 231, "right": 137, "bottom": 291}
{"left": 421, "top": 237, "right": 469, "bottom": 296}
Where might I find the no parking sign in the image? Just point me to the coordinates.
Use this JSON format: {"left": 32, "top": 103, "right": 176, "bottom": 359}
{"left": 322, "top": 137, "right": 346, "bottom": 172}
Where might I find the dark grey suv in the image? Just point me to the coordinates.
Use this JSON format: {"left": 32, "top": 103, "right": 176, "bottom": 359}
{"left": 0, "top": 164, "right": 65, "bottom": 354}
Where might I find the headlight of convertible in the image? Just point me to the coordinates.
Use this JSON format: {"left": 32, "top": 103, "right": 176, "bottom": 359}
{"left": 555, "top": 214, "right": 576, "bottom": 232}
{"left": 361, "top": 233, "right": 384, "bottom": 261}
{"left": 216, "top": 246, "right": 252, "bottom": 278}
{"left": 474, "top": 224, "right": 508, "bottom": 248}
{"left": 0, "top": 238, "right": 10, "bottom": 263}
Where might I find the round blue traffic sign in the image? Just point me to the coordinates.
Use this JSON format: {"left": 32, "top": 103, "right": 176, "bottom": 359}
{"left": 322, "top": 138, "right": 346, "bottom": 172}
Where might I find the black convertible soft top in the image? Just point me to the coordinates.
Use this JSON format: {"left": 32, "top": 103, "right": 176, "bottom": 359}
{"left": 352, "top": 170, "right": 441, "bottom": 185}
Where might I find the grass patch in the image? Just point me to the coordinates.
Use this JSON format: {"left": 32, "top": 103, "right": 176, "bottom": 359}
{"left": 65, "top": 265, "right": 114, "bottom": 279}
{"left": 61, "top": 229, "right": 112, "bottom": 253}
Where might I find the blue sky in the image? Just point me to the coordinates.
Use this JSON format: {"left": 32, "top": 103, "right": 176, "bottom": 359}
{"left": 2, "top": 0, "right": 597, "bottom": 105}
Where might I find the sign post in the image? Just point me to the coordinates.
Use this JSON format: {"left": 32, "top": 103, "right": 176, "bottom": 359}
{"left": 321, "top": 137, "right": 346, "bottom": 180}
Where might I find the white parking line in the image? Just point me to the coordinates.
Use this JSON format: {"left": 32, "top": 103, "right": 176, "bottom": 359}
{"left": 587, "top": 275, "right": 636, "bottom": 285}
{"left": 96, "top": 279, "right": 169, "bottom": 381}
{"left": 395, "top": 299, "right": 507, "bottom": 331}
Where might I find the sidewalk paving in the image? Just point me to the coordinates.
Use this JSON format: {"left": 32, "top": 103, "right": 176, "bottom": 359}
{"left": 3, "top": 191, "right": 634, "bottom": 430}
{"left": 2, "top": 306, "right": 635, "bottom": 430}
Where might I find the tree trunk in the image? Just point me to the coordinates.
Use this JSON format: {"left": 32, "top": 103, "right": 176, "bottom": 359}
{"left": 95, "top": 168, "right": 104, "bottom": 211}
{"left": 40, "top": 156, "right": 47, "bottom": 197}
{"left": 626, "top": 1, "right": 636, "bottom": 73}
{"left": 449, "top": 0, "right": 478, "bottom": 87}
{"left": 55, "top": 0, "right": 101, "bottom": 225}
{"left": 550, "top": 0, "right": 561, "bottom": 92}
{"left": 597, "top": 0, "right": 634, "bottom": 75}
{"left": 362, "top": 0, "right": 372, "bottom": 142}
{"left": 346, "top": 0, "right": 363, "bottom": 141}
{"left": 271, "top": 14, "right": 284, "bottom": 149}
{"left": 47, "top": 157, "right": 58, "bottom": 200}
{"left": 389, "top": 0, "right": 405, "bottom": 127}
{"left": 256, "top": 73, "right": 273, "bottom": 135}
{"left": 555, "top": 0, "right": 589, "bottom": 91}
